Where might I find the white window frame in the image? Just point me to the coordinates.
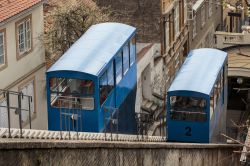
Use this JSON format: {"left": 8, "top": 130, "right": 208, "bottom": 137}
{"left": 192, "top": 15, "right": 197, "bottom": 39}
{"left": 0, "top": 31, "right": 5, "bottom": 67}
{"left": 17, "top": 16, "right": 32, "bottom": 56}
{"left": 175, "top": 4, "right": 180, "bottom": 37}
{"left": 201, "top": 5, "right": 205, "bottom": 27}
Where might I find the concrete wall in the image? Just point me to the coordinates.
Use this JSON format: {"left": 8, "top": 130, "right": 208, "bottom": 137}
{"left": 135, "top": 43, "right": 161, "bottom": 113}
{"left": 0, "top": 139, "right": 241, "bottom": 166}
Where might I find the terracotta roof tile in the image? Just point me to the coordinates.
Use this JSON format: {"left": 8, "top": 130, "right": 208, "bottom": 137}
{"left": 0, "top": 0, "right": 43, "bottom": 23}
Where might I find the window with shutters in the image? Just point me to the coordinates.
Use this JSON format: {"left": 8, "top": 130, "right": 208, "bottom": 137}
{"left": 0, "top": 29, "right": 7, "bottom": 70}
{"left": 16, "top": 15, "right": 32, "bottom": 59}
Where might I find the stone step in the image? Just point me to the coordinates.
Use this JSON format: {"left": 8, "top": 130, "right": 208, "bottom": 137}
{"left": 150, "top": 104, "right": 158, "bottom": 112}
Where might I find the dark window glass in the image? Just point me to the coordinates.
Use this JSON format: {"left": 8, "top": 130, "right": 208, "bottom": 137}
{"left": 170, "top": 96, "right": 206, "bottom": 122}
{"left": 50, "top": 78, "right": 94, "bottom": 110}
{"left": 100, "top": 63, "right": 114, "bottom": 105}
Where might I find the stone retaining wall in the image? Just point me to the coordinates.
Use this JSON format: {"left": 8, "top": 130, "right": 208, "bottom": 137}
{"left": 0, "top": 139, "right": 242, "bottom": 166}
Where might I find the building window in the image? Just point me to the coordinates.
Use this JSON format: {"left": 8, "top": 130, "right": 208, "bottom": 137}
{"left": 201, "top": 5, "right": 205, "bottom": 27}
{"left": 184, "top": 0, "right": 187, "bottom": 23}
{"left": 208, "top": 0, "right": 212, "bottom": 17}
{"left": 164, "top": 19, "right": 170, "bottom": 51}
{"left": 180, "top": 0, "right": 184, "bottom": 29}
{"left": 16, "top": 15, "right": 32, "bottom": 58}
{"left": 0, "top": 29, "right": 7, "bottom": 70}
{"left": 192, "top": 15, "right": 197, "bottom": 39}
{"left": 174, "top": 5, "right": 180, "bottom": 36}
{"left": 169, "top": 13, "right": 175, "bottom": 45}
{"left": 19, "top": 80, "right": 35, "bottom": 123}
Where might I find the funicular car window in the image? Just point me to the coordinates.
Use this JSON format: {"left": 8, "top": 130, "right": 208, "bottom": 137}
{"left": 170, "top": 96, "right": 206, "bottom": 122}
{"left": 50, "top": 77, "right": 94, "bottom": 110}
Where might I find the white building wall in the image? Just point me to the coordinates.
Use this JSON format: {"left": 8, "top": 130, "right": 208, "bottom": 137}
{"left": 0, "top": 4, "right": 47, "bottom": 130}
{"left": 0, "top": 5, "right": 45, "bottom": 89}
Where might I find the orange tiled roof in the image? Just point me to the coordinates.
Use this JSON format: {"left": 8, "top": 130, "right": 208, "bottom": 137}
{"left": 0, "top": 0, "right": 43, "bottom": 23}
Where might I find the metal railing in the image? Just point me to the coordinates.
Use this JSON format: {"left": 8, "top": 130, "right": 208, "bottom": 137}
{"left": 0, "top": 89, "right": 33, "bottom": 138}
{"left": 56, "top": 97, "right": 84, "bottom": 140}
{"left": 103, "top": 106, "right": 119, "bottom": 141}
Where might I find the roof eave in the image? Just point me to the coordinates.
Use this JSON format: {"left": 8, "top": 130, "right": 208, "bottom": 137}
{"left": 0, "top": 1, "right": 44, "bottom": 27}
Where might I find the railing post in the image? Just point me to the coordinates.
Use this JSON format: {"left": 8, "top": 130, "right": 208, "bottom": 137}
{"left": 60, "top": 100, "right": 62, "bottom": 140}
{"left": 116, "top": 108, "right": 119, "bottom": 141}
{"left": 28, "top": 96, "right": 32, "bottom": 129}
{"left": 18, "top": 93, "right": 22, "bottom": 138}
{"left": 6, "top": 91, "right": 11, "bottom": 138}
{"left": 104, "top": 108, "right": 107, "bottom": 141}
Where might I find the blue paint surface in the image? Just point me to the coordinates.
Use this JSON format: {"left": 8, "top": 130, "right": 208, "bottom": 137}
{"left": 47, "top": 23, "right": 136, "bottom": 76}
{"left": 167, "top": 48, "right": 228, "bottom": 143}
{"left": 168, "top": 48, "right": 227, "bottom": 95}
{"left": 46, "top": 23, "right": 137, "bottom": 133}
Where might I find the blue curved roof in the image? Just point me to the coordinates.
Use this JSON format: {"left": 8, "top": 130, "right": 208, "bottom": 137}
{"left": 47, "top": 22, "right": 136, "bottom": 76}
{"left": 168, "top": 48, "right": 227, "bottom": 96}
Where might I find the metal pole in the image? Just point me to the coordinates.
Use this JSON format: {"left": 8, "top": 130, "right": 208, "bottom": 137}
{"left": 80, "top": 109, "right": 83, "bottom": 132}
{"left": 110, "top": 108, "right": 113, "bottom": 141}
{"left": 68, "top": 109, "right": 71, "bottom": 140}
{"left": 28, "top": 96, "right": 32, "bottom": 129}
{"left": 18, "top": 93, "right": 22, "bottom": 138}
{"left": 76, "top": 109, "right": 79, "bottom": 140}
{"left": 116, "top": 108, "right": 119, "bottom": 141}
{"left": 60, "top": 100, "right": 62, "bottom": 139}
{"left": 104, "top": 108, "right": 107, "bottom": 141}
{"left": 6, "top": 92, "right": 11, "bottom": 138}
